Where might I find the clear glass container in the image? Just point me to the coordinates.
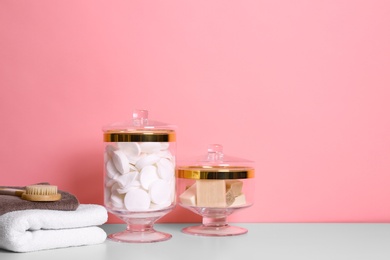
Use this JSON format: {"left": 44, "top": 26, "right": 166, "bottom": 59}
{"left": 177, "top": 144, "right": 255, "bottom": 236}
{"left": 103, "top": 109, "right": 176, "bottom": 243}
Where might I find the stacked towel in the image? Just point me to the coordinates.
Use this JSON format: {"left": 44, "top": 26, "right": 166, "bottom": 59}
{"left": 0, "top": 204, "right": 108, "bottom": 253}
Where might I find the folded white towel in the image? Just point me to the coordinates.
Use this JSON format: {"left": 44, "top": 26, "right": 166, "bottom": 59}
{"left": 0, "top": 204, "right": 108, "bottom": 253}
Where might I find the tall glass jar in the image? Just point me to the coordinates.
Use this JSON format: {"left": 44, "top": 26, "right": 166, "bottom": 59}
{"left": 177, "top": 144, "right": 255, "bottom": 236}
{"left": 103, "top": 109, "right": 176, "bottom": 243}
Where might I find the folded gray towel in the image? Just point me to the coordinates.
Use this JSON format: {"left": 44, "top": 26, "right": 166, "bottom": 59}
{"left": 0, "top": 183, "right": 79, "bottom": 215}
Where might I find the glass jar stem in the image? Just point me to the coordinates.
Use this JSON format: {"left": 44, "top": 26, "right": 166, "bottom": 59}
{"left": 202, "top": 216, "right": 228, "bottom": 227}
{"left": 127, "top": 223, "right": 154, "bottom": 232}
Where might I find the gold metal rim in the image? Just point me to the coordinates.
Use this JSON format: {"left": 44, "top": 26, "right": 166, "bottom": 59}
{"left": 104, "top": 131, "right": 176, "bottom": 142}
{"left": 176, "top": 166, "right": 255, "bottom": 179}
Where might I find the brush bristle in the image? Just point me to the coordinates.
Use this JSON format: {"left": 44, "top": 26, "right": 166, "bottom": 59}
{"left": 25, "top": 185, "right": 58, "bottom": 195}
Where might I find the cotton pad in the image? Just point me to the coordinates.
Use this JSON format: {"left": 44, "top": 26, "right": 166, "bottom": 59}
{"left": 135, "top": 154, "right": 160, "bottom": 170}
{"left": 140, "top": 165, "right": 159, "bottom": 190}
{"left": 118, "top": 142, "right": 141, "bottom": 157}
{"left": 149, "top": 180, "right": 171, "bottom": 205}
{"left": 124, "top": 189, "right": 150, "bottom": 211}
{"left": 157, "top": 158, "right": 174, "bottom": 181}
{"left": 112, "top": 150, "right": 131, "bottom": 174}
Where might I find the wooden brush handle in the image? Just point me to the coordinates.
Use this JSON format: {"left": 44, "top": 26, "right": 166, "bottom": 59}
{"left": 0, "top": 188, "right": 25, "bottom": 197}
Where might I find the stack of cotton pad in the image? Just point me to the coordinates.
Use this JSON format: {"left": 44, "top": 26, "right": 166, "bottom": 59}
{"left": 104, "top": 142, "right": 175, "bottom": 211}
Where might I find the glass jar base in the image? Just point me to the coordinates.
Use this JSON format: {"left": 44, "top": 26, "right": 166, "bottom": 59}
{"left": 108, "top": 229, "right": 172, "bottom": 243}
{"left": 182, "top": 224, "right": 248, "bottom": 237}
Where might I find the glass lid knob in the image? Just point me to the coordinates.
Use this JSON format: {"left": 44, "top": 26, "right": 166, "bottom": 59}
{"left": 207, "top": 144, "right": 224, "bottom": 162}
{"left": 132, "top": 109, "right": 148, "bottom": 127}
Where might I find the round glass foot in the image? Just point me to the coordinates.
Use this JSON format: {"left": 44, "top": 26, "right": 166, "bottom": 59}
{"left": 108, "top": 229, "right": 172, "bottom": 243}
{"left": 179, "top": 204, "right": 251, "bottom": 236}
{"left": 182, "top": 224, "right": 247, "bottom": 236}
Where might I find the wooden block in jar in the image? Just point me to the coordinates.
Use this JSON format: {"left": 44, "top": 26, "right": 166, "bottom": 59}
{"left": 229, "top": 193, "right": 246, "bottom": 207}
{"left": 196, "top": 180, "right": 226, "bottom": 207}
{"left": 179, "top": 183, "right": 197, "bottom": 206}
{"left": 225, "top": 180, "right": 243, "bottom": 197}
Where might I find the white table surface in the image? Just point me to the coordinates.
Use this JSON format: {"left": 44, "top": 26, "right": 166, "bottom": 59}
{"left": 1, "top": 223, "right": 390, "bottom": 260}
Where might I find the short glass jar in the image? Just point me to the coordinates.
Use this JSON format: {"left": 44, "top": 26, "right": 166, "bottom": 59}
{"left": 176, "top": 144, "right": 255, "bottom": 236}
{"left": 103, "top": 109, "right": 176, "bottom": 242}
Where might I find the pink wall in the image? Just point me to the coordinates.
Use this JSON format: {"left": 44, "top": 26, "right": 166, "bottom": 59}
{"left": 1, "top": 1, "right": 389, "bottom": 223}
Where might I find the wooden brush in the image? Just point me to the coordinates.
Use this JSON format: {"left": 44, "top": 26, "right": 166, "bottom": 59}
{"left": 0, "top": 185, "right": 62, "bottom": 202}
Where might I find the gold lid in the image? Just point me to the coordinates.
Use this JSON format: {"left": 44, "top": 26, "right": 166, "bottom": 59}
{"left": 176, "top": 166, "right": 255, "bottom": 179}
{"left": 104, "top": 130, "right": 176, "bottom": 142}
